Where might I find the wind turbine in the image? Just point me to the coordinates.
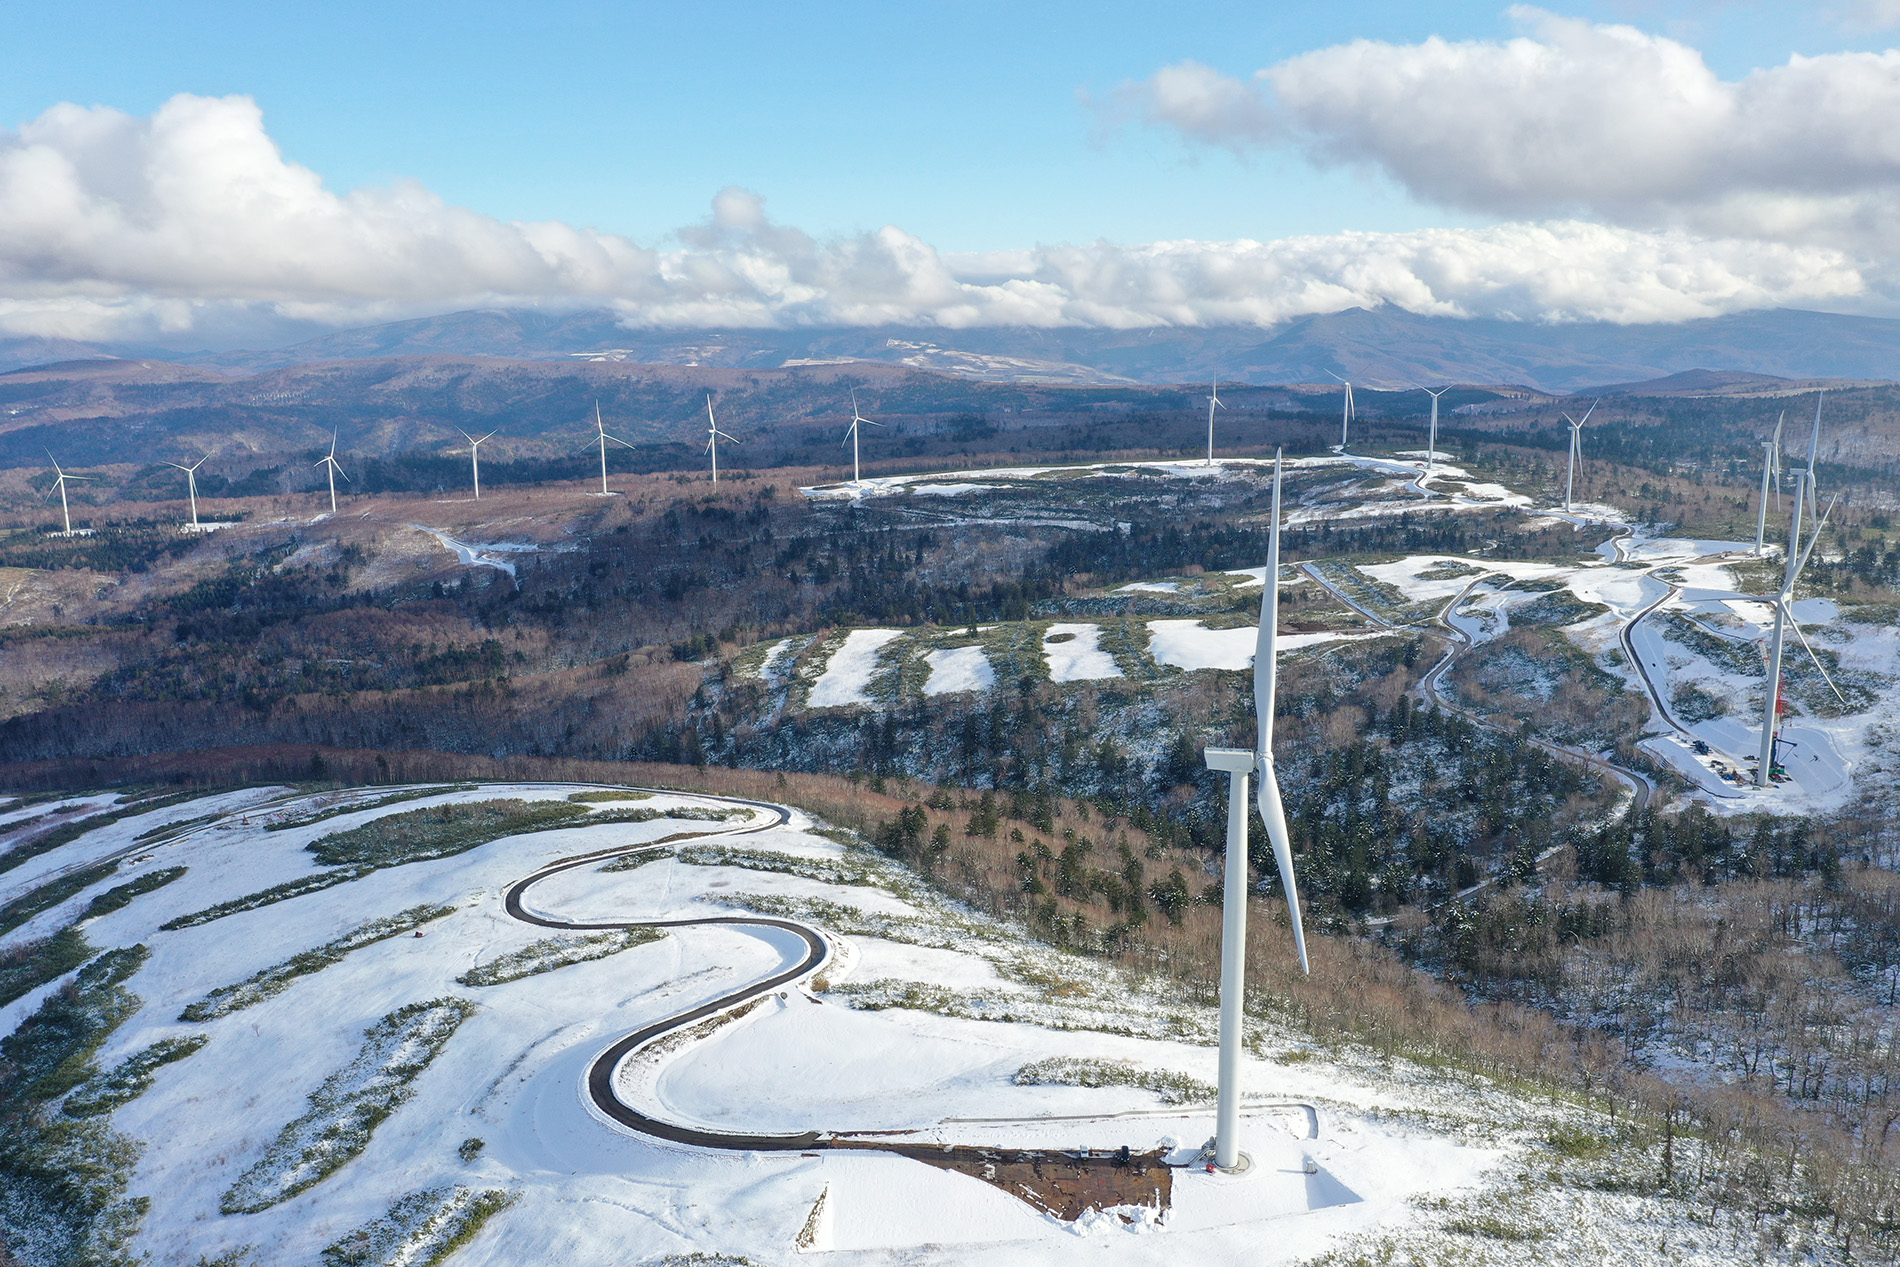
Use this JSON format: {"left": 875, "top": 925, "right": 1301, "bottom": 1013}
{"left": 1204, "top": 379, "right": 1225, "bottom": 467}
{"left": 42, "top": 453, "right": 89, "bottom": 535}
{"left": 166, "top": 454, "right": 212, "bottom": 530}
{"left": 314, "top": 432, "right": 349, "bottom": 515}
{"left": 843, "top": 389, "right": 881, "bottom": 485}
{"left": 1422, "top": 386, "right": 1449, "bottom": 475}
{"left": 704, "top": 396, "right": 738, "bottom": 485}
{"left": 584, "top": 402, "right": 633, "bottom": 495}
{"left": 1754, "top": 413, "right": 1785, "bottom": 556}
{"left": 1202, "top": 448, "right": 1309, "bottom": 1172}
{"left": 1755, "top": 469, "right": 1845, "bottom": 788}
{"left": 459, "top": 429, "right": 498, "bottom": 500}
{"left": 1801, "top": 391, "right": 1824, "bottom": 525}
{"left": 1561, "top": 400, "right": 1598, "bottom": 513}
{"left": 1327, "top": 372, "right": 1354, "bottom": 450}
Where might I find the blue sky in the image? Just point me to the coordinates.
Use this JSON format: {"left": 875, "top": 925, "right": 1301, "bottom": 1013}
{"left": 2, "top": 1, "right": 1884, "bottom": 252}
{"left": 3, "top": 3, "right": 1898, "bottom": 341}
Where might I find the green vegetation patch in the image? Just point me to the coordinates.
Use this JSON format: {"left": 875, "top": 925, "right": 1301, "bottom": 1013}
{"left": 320, "top": 1185, "right": 513, "bottom": 1267}
{"left": 1661, "top": 612, "right": 1764, "bottom": 677}
{"left": 598, "top": 848, "right": 674, "bottom": 874}
{"left": 134, "top": 813, "right": 223, "bottom": 842}
{"left": 0, "top": 788, "right": 224, "bottom": 878}
{"left": 181, "top": 904, "right": 456, "bottom": 1022}
{"left": 1012, "top": 1056, "right": 1214, "bottom": 1105}
{"left": 221, "top": 998, "right": 477, "bottom": 1214}
{"left": 1670, "top": 680, "right": 1729, "bottom": 724}
{"left": 63, "top": 1035, "right": 209, "bottom": 1118}
{"left": 0, "top": 859, "right": 119, "bottom": 937}
{"left": 266, "top": 785, "right": 480, "bottom": 832}
{"left": 81, "top": 866, "right": 187, "bottom": 921}
{"left": 566, "top": 789, "right": 653, "bottom": 803}
{"left": 0, "top": 944, "right": 157, "bottom": 1267}
{"left": 456, "top": 928, "right": 662, "bottom": 986}
{"left": 1511, "top": 589, "right": 1609, "bottom": 628}
{"left": 307, "top": 798, "right": 588, "bottom": 867}
{"left": 161, "top": 867, "right": 371, "bottom": 931}
{"left": 0, "top": 926, "right": 94, "bottom": 1008}
{"left": 678, "top": 843, "right": 900, "bottom": 893}
{"left": 4, "top": 945, "right": 150, "bottom": 1103}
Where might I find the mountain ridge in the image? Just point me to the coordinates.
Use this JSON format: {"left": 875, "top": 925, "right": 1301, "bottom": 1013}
{"left": 7, "top": 305, "right": 1900, "bottom": 392}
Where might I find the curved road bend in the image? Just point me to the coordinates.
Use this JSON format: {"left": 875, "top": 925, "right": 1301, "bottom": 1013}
{"left": 1300, "top": 564, "right": 1655, "bottom": 925}
{"left": 499, "top": 791, "right": 847, "bottom": 1150}
{"left": 500, "top": 786, "right": 1185, "bottom": 1216}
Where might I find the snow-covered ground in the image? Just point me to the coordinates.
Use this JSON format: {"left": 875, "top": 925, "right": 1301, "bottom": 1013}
{"left": 1346, "top": 539, "right": 1893, "bottom": 815}
{"left": 807, "top": 629, "right": 905, "bottom": 707}
{"left": 0, "top": 783, "right": 1533, "bottom": 1265}
{"left": 408, "top": 525, "right": 539, "bottom": 579}
{"left": 923, "top": 646, "right": 995, "bottom": 696}
{"left": 1146, "top": 621, "right": 1378, "bottom": 672}
{"left": 1043, "top": 623, "right": 1121, "bottom": 682}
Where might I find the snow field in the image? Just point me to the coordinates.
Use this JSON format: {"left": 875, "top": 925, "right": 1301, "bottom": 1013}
{"left": 1145, "top": 620, "right": 1379, "bottom": 672}
{"left": 805, "top": 628, "right": 905, "bottom": 707}
{"left": 1043, "top": 623, "right": 1121, "bottom": 682}
{"left": 0, "top": 781, "right": 1535, "bottom": 1265}
{"left": 923, "top": 644, "right": 996, "bottom": 695}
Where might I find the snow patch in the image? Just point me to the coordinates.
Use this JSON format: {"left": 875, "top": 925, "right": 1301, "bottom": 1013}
{"left": 807, "top": 630, "right": 905, "bottom": 707}
{"left": 1044, "top": 623, "right": 1122, "bottom": 682}
{"left": 922, "top": 646, "right": 995, "bottom": 696}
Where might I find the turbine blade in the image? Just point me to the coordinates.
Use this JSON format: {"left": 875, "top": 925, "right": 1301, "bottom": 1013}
{"left": 1785, "top": 606, "right": 1849, "bottom": 705}
{"left": 1792, "top": 495, "right": 1839, "bottom": 580}
{"left": 1579, "top": 398, "right": 1598, "bottom": 425}
{"left": 1255, "top": 760, "right": 1308, "bottom": 974}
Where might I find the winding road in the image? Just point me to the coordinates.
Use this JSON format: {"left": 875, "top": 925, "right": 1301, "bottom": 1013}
{"left": 499, "top": 793, "right": 842, "bottom": 1151}
{"left": 496, "top": 786, "right": 1178, "bottom": 1216}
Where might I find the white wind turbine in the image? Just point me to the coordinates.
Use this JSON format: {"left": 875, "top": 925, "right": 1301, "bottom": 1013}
{"left": 1561, "top": 400, "right": 1598, "bottom": 513}
{"left": 1756, "top": 392, "right": 1845, "bottom": 787}
{"left": 166, "top": 454, "right": 212, "bottom": 530}
{"left": 314, "top": 432, "right": 349, "bottom": 515}
{"left": 1422, "top": 386, "right": 1449, "bottom": 475}
{"left": 584, "top": 402, "right": 633, "bottom": 495}
{"left": 1755, "top": 468, "right": 1846, "bottom": 788}
{"left": 704, "top": 395, "right": 738, "bottom": 485}
{"left": 1202, "top": 448, "right": 1309, "bottom": 1173}
{"left": 1204, "top": 378, "right": 1226, "bottom": 467}
{"left": 1754, "top": 412, "right": 1785, "bottom": 556}
{"left": 459, "top": 428, "right": 498, "bottom": 500}
{"left": 43, "top": 453, "right": 90, "bottom": 536}
{"left": 843, "top": 389, "right": 881, "bottom": 485}
{"left": 1327, "top": 372, "right": 1355, "bottom": 450}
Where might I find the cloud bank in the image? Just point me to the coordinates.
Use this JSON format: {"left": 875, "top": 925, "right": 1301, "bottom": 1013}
{"left": 0, "top": 82, "right": 1880, "bottom": 345}
{"left": 1122, "top": 8, "right": 1900, "bottom": 252}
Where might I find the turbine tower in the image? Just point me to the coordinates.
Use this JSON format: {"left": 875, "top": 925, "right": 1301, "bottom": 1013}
{"left": 314, "top": 433, "right": 349, "bottom": 515}
{"left": 1561, "top": 400, "right": 1598, "bottom": 513}
{"left": 42, "top": 453, "right": 89, "bottom": 535}
{"left": 1756, "top": 392, "right": 1845, "bottom": 788}
{"left": 1754, "top": 413, "right": 1785, "bottom": 555}
{"left": 1204, "top": 378, "right": 1225, "bottom": 467}
{"left": 1422, "top": 386, "right": 1449, "bottom": 475}
{"left": 843, "top": 389, "right": 881, "bottom": 485}
{"left": 459, "top": 429, "right": 498, "bottom": 500}
{"left": 1202, "top": 449, "right": 1309, "bottom": 1173}
{"left": 166, "top": 454, "right": 212, "bottom": 530}
{"left": 1327, "top": 372, "right": 1354, "bottom": 450}
{"left": 585, "top": 402, "right": 633, "bottom": 495}
{"left": 704, "top": 396, "right": 738, "bottom": 485}
{"left": 1755, "top": 472, "right": 1845, "bottom": 787}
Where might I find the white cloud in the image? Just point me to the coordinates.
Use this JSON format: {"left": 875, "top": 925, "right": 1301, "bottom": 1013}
{"left": 0, "top": 90, "right": 1876, "bottom": 343}
{"left": 1122, "top": 9, "right": 1900, "bottom": 250}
